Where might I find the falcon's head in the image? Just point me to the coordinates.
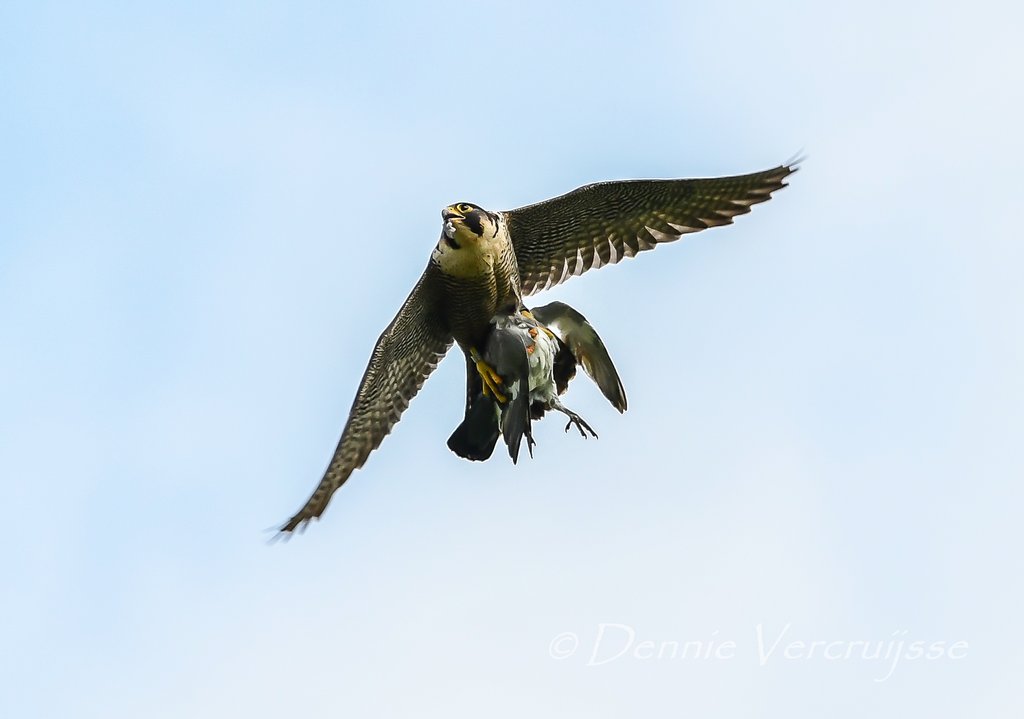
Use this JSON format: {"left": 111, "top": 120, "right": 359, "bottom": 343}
{"left": 440, "top": 203, "right": 500, "bottom": 249}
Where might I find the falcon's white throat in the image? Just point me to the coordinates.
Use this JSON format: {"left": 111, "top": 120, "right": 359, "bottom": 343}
{"left": 431, "top": 213, "right": 510, "bottom": 279}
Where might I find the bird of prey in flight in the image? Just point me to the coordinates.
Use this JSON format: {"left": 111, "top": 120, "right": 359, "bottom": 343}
{"left": 279, "top": 161, "right": 798, "bottom": 533}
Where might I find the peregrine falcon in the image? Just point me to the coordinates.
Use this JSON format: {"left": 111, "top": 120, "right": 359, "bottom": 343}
{"left": 280, "top": 161, "right": 797, "bottom": 532}
{"left": 447, "top": 302, "right": 626, "bottom": 464}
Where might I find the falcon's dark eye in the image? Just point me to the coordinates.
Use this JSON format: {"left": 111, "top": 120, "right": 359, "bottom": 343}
{"left": 457, "top": 203, "right": 473, "bottom": 213}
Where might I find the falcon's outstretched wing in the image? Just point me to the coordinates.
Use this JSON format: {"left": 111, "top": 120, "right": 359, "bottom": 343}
{"left": 280, "top": 264, "right": 452, "bottom": 533}
{"left": 504, "top": 163, "right": 798, "bottom": 296}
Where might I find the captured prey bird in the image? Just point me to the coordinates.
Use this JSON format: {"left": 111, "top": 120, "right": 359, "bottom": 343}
{"left": 279, "top": 160, "right": 798, "bottom": 532}
{"left": 447, "top": 302, "right": 627, "bottom": 464}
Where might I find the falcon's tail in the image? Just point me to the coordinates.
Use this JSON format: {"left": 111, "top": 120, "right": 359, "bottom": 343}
{"left": 447, "top": 395, "right": 500, "bottom": 461}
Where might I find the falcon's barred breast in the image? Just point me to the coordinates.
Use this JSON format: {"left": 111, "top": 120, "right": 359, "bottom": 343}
{"left": 279, "top": 161, "right": 798, "bottom": 533}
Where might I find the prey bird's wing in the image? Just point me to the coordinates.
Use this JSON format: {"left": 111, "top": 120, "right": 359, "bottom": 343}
{"left": 530, "top": 301, "right": 627, "bottom": 413}
{"left": 280, "top": 264, "right": 452, "bottom": 533}
{"left": 504, "top": 163, "right": 797, "bottom": 296}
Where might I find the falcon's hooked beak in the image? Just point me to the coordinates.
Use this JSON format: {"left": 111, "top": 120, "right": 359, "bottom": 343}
{"left": 442, "top": 206, "right": 465, "bottom": 248}
{"left": 441, "top": 206, "right": 465, "bottom": 222}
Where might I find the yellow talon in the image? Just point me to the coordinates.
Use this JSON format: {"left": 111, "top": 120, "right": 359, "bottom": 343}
{"left": 471, "top": 349, "right": 507, "bottom": 404}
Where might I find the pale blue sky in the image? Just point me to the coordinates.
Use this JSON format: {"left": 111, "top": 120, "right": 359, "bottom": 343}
{"left": 2, "top": 1, "right": 1022, "bottom": 717}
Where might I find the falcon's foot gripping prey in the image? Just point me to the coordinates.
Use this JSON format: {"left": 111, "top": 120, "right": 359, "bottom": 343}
{"left": 279, "top": 161, "right": 798, "bottom": 533}
{"left": 470, "top": 348, "right": 507, "bottom": 404}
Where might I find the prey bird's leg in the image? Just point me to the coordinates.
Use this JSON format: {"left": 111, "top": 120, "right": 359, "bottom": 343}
{"left": 470, "top": 347, "right": 507, "bottom": 404}
{"left": 550, "top": 399, "right": 598, "bottom": 439}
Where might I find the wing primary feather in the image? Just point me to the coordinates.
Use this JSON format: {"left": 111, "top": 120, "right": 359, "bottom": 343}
{"left": 505, "top": 160, "right": 798, "bottom": 295}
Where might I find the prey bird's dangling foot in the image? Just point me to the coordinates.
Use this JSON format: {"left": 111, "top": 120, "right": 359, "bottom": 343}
{"left": 471, "top": 347, "right": 507, "bottom": 404}
{"left": 525, "top": 428, "right": 537, "bottom": 459}
{"left": 551, "top": 400, "right": 598, "bottom": 439}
